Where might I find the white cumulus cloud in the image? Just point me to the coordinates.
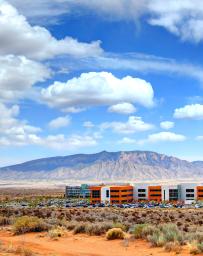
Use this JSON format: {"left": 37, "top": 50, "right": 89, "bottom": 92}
{"left": 160, "top": 121, "right": 174, "bottom": 130}
{"left": 0, "top": 1, "right": 102, "bottom": 60}
{"left": 0, "top": 55, "right": 50, "bottom": 101}
{"left": 118, "top": 137, "right": 137, "bottom": 144}
{"left": 48, "top": 116, "right": 71, "bottom": 129}
{"left": 41, "top": 72, "right": 154, "bottom": 111}
{"left": 174, "top": 104, "right": 203, "bottom": 119}
{"left": 142, "top": 131, "right": 186, "bottom": 143}
{"left": 11, "top": 0, "right": 203, "bottom": 43}
{"left": 101, "top": 116, "right": 154, "bottom": 134}
{"left": 108, "top": 102, "right": 136, "bottom": 115}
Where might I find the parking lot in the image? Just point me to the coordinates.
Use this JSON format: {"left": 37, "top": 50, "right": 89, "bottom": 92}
{"left": 1, "top": 198, "right": 203, "bottom": 209}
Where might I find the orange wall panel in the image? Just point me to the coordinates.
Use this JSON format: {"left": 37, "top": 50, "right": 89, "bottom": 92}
{"left": 148, "top": 186, "right": 162, "bottom": 201}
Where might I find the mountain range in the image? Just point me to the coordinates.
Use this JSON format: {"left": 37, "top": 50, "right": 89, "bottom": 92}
{"left": 0, "top": 150, "right": 203, "bottom": 182}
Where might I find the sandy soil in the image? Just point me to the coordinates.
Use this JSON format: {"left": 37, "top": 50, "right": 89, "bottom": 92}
{"left": 0, "top": 230, "right": 197, "bottom": 256}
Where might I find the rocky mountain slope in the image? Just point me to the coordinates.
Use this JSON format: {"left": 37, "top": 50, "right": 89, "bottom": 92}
{"left": 0, "top": 151, "right": 202, "bottom": 181}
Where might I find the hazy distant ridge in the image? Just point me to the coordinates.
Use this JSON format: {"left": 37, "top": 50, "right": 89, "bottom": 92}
{"left": 0, "top": 151, "right": 203, "bottom": 181}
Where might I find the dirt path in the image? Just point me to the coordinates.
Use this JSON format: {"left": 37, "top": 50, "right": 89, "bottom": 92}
{"left": 0, "top": 230, "right": 197, "bottom": 256}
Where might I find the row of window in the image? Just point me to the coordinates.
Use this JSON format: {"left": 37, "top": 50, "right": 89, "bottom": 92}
{"left": 149, "top": 194, "right": 161, "bottom": 197}
{"left": 138, "top": 193, "right": 146, "bottom": 197}
{"left": 186, "top": 194, "right": 195, "bottom": 198}
{"left": 111, "top": 194, "right": 133, "bottom": 198}
{"left": 138, "top": 189, "right": 146, "bottom": 192}
{"left": 186, "top": 189, "right": 194, "bottom": 192}
{"left": 92, "top": 188, "right": 202, "bottom": 199}
{"left": 149, "top": 189, "right": 161, "bottom": 192}
{"left": 111, "top": 189, "right": 133, "bottom": 192}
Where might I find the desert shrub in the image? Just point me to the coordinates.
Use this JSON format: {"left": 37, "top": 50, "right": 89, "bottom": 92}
{"left": 106, "top": 228, "right": 125, "bottom": 240}
{"left": 164, "top": 241, "right": 181, "bottom": 253}
{"left": 64, "top": 221, "right": 78, "bottom": 231}
{"left": 16, "top": 246, "right": 36, "bottom": 256}
{"left": 197, "top": 242, "right": 203, "bottom": 253}
{"left": 131, "top": 224, "right": 156, "bottom": 239}
{"left": 159, "top": 223, "right": 184, "bottom": 244}
{"left": 189, "top": 242, "right": 202, "bottom": 255}
{"left": 48, "top": 226, "right": 66, "bottom": 240}
{"left": 112, "top": 222, "right": 127, "bottom": 232}
{"left": 85, "top": 222, "right": 113, "bottom": 236}
{"left": 142, "top": 224, "right": 156, "bottom": 238}
{"left": 185, "top": 232, "right": 203, "bottom": 244}
{"left": 132, "top": 224, "right": 147, "bottom": 239}
{"left": 147, "top": 230, "right": 166, "bottom": 247}
{"left": 45, "top": 217, "right": 62, "bottom": 227}
{"left": 73, "top": 222, "right": 88, "bottom": 234}
{"left": 0, "top": 216, "right": 11, "bottom": 226}
{"left": 13, "top": 216, "right": 47, "bottom": 235}
{"left": 3, "top": 244, "right": 35, "bottom": 256}
{"left": 147, "top": 224, "right": 184, "bottom": 247}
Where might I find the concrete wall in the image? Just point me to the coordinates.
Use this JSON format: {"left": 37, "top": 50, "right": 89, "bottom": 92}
{"left": 133, "top": 183, "right": 148, "bottom": 200}
{"left": 101, "top": 186, "right": 110, "bottom": 203}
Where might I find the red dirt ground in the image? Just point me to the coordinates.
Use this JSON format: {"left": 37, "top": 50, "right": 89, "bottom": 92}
{"left": 0, "top": 230, "right": 200, "bottom": 256}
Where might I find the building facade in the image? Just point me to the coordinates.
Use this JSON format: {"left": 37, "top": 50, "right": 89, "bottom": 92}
{"left": 65, "top": 184, "right": 90, "bottom": 198}
{"left": 90, "top": 185, "right": 134, "bottom": 204}
{"left": 66, "top": 182, "right": 203, "bottom": 204}
{"left": 133, "top": 182, "right": 203, "bottom": 204}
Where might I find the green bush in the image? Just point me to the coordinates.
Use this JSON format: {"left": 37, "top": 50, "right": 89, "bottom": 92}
{"left": 197, "top": 242, "right": 203, "bottom": 253}
{"left": 147, "top": 230, "right": 166, "bottom": 247}
{"left": 159, "top": 223, "right": 184, "bottom": 244}
{"left": 132, "top": 224, "right": 147, "bottom": 239}
{"left": 106, "top": 228, "right": 125, "bottom": 240}
{"left": 13, "top": 216, "right": 47, "bottom": 235}
{"left": 147, "top": 224, "right": 184, "bottom": 247}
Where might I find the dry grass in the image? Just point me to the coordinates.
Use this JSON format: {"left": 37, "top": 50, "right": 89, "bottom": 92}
{"left": 48, "top": 226, "right": 67, "bottom": 240}
{"left": 189, "top": 241, "right": 203, "bottom": 254}
{"left": 106, "top": 228, "right": 125, "bottom": 240}
{"left": 164, "top": 241, "right": 181, "bottom": 253}
{"left": 1, "top": 243, "right": 36, "bottom": 256}
{"left": 13, "top": 216, "right": 48, "bottom": 235}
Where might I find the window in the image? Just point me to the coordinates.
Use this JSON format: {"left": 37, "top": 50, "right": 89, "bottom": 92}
{"left": 198, "top": 195, "right": 203, "bottom": 197}
{"left": 92, "top": 190, "right": 100, "bottom": 198}
{"left": 122, "top": 194, "right": 133, "bottom": 197}
{"left": 111, "top": 195, "right": 119, "bottom": 198}
{"left": 138, "top": 193, "right": 146, "bottom": 197}
{"left": 186, "top": 189, "right": 194, "bottom": 193}
{"left": 150, "top": 189, "right": 161, "bottom": 192}
{"left": 138, "top": 189, "right": 146, "bottom": 192}
{"left": 111, "top": 190, "right": 119, "bottom": 192}
{"left": 150, "top": 194, "right": 161, "bottom": 197}
{"left": 106, "top": 190, "right": 109, "bottom": 198}
{"left": 198, "top": 189, "right": 203, "bottom": 192}
{"left": 169, "top": 189, "right": 179, "bottom": 200}
{"left": 186, "top": 194, "right": 194, "bottom": 198}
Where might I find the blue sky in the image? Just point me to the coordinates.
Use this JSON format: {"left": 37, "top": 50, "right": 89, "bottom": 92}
{"left": 1, "top": 0, "right": 203, "bottom": 166}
